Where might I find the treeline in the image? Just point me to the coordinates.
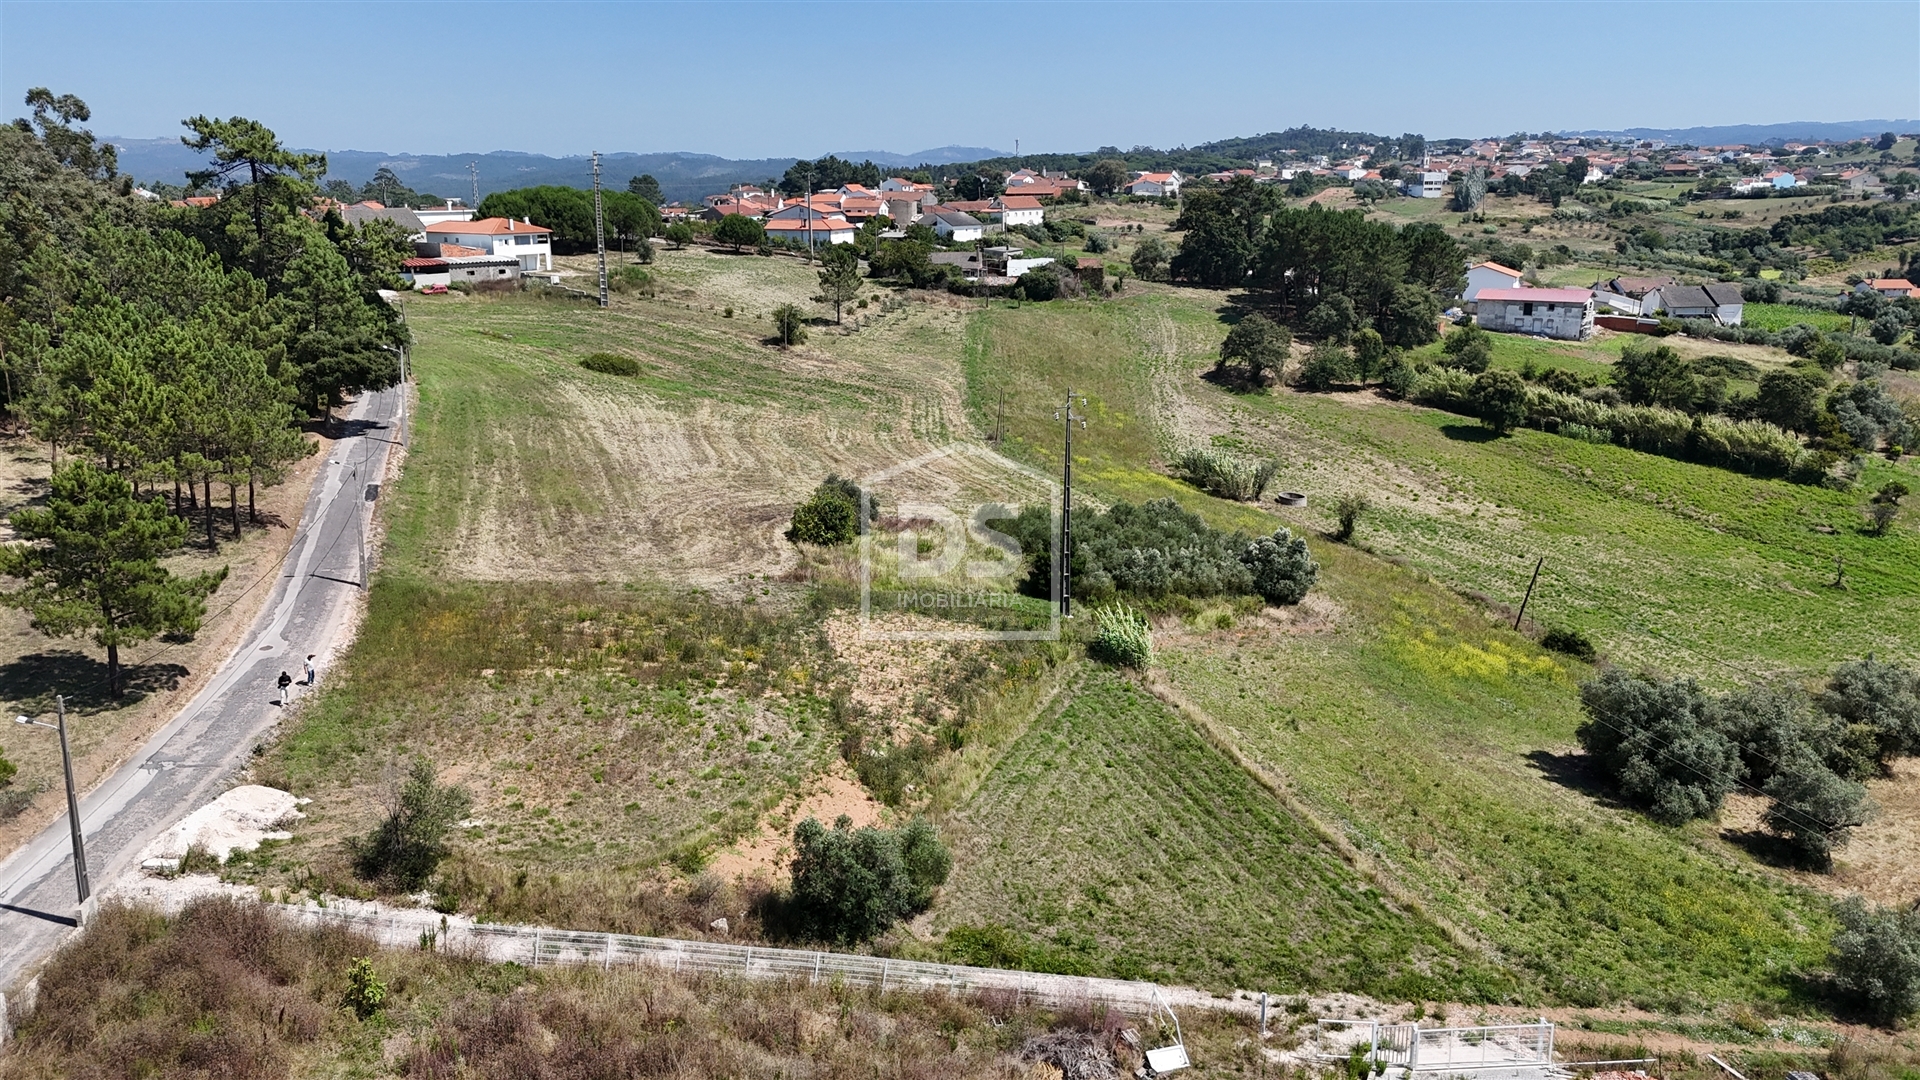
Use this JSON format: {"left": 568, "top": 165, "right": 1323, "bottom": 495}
{"left": 1168, "top": 179, "right": 1463, "bottom": 347}
{"left": 473, "top": 186, "right": 659, "bottom": 255}
{"left": 0, "top": 91, "right": 407, "bottom": 692}
{"left": 1397, "top": 336, "right": 1911, "bottom": 485}
{"left": 925, "top": 125, "right": 1415, "bottom": 187}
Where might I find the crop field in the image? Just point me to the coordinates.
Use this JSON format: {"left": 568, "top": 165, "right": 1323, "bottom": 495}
{"left": 1156, "top": 541, "right": 1833, "bottom": 1010}
{"left": 1742, "top": 302, "right": 1852, "bottom": 333}
{"left": 931, "top": 668, "right": 1507, "bottom": 999}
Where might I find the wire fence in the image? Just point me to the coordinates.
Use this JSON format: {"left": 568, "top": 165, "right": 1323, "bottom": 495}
{"left": 1314, "top": 1018, "right": 1560, "bottom": 1074}
{"left": 278, "top": 905, "right": 1176, "bottom": 1013}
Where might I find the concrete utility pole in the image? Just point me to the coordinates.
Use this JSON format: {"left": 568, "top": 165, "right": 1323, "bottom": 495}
{"left": 593, "top": 150, "right": 608, "bottom": 308}
{"left": 467, "top": 161, "right": 479, "bottom": 209}
{"left": 1055, "top": 392, "right": 1088, "bottom": 618}
{"left": 15, "top": 696, "right": 88, "bottom": 907}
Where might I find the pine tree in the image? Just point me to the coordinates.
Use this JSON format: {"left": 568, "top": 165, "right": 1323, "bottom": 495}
{"left": 815, "top": 244, "right": 862, "bottom": 324}
{"left": 0, "top": 462, "right": 226, "bottom": 696}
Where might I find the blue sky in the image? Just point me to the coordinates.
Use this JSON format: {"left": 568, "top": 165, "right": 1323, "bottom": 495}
{"left": 2, "top": 1, "right": 1916, "bottom": 158}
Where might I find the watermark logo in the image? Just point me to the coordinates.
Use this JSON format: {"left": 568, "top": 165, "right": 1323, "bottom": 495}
{"left": 859, "top": 444, "right": 1060, "bottom": 641}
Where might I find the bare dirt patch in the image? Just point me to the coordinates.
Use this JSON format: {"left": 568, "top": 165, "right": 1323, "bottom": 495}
{"left": 703, "top": 764, "right": 884, "bottom": 885}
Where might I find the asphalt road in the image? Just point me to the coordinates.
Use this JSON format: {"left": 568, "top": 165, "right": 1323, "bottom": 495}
{"left": 0, "top": 386, "right": 403, "bottom": 992}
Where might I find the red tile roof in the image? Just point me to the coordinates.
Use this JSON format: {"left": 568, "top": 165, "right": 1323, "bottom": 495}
{"left": 998, "top": 195, "right": 1043, "bottom": 210}
{"left": 438, "top": 243, "right": 489, "bottom": 257}
{"left": 425, "top": 217, "right": 552, "bottom": 235}
{"left": 1470, "top": 262, "right": 1523, "bottom": 277}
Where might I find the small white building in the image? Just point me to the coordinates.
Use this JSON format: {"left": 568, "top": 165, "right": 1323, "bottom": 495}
{"left": 1403, "top": 170, "right": 1449, "bottom": 198}
{"left": 414, "top": 200, "right": 476, "bottom": 229}
{"left": 1763, "top": 170, "right": 1799, "bottom": 189}
{"left": 921, "top": 208, "right": 985, "bottom": 242}
{"left": 763, "top": 218, "right": 858, "bottom": 247}
{"left": 1463, "top": 261, "right": 1524, "bottom": 304}
{"left": 424, "top": 217, "right": 553, "bottom": 271}
{"left": 880, "top": 177, "right": 934, "bottom": 193}
{"left": 995, "top": 194, "right": 1045, "bottom": 227}
{"left": 1474, "top": 287, "right": 1595, "bottom": 341}
{"left": 1125, "top": 171, "right": 1182, "bottom": 198}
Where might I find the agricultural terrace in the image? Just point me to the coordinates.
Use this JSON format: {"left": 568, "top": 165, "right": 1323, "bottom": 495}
{"left": 247, "top": 237, "right": 1919, "bottom": 1017}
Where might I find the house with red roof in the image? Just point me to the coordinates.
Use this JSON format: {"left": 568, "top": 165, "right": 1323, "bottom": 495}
{"left": 424, "top": 217, "right": 553, "bottom": 271}
{"left": 764, "top": 217, "right": 858, "bottom": 248}
{"left": 1861, "top": 278, "right": 1920, "bottom": 299}
{"left": 1475, "top": 287, "right": 1595, "bottom": 341}
{"left": 1464, "top": 261, "right": 1524, "bottom": 304}
{"left": 1125, "top": 171, "right": 1182, "bottom": 198}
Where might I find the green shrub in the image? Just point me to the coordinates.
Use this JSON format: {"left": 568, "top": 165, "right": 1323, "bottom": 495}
{"left": 1441, "top": 321, "right": 1492, "bottom": 372}
{"left": 1333, "top": 493, "right": 1369, "bottom": 542}
{"left": 1172, "top": 448, "right": 1278, "bottom": 501}
{"left": 1829, "top": 895, "right": 1920, "bottom": 1025}
{"left": 771, "top": 303, "right": 808, "bottom": 346}
{"left": 663, "top": 222, "right": 695, "bottom": 247}
{"left": 1541, "top": 627, "right": 1596, "bottom": 661}
{"left": 785, "top": 474, "right": 873, "bottom": 546}
{"left": 1818, "top": 656, "right": 1920, "bottom": 771}
{"left": 1576, "top": 669, "right": 1741, "bottom": 824}
{"left": 0, "top": 748, "right": 15, "bottom": 788}
{"left": 789, "top": 815, "right": 950, "bottom": 943}
{"left": 1090, "top": 604, "right": 1152, "bottom": 668}
{"left": 1240, "top": 527, "right": 1317, "bottom": 605}
{"left": 351, "top": 759, "right": 472, "bottom": 891}
{"left": 1763, "top": 752, "right": 1871, "bottom": 867}
{"left": 343, "top": 957, "right": 387, "bottom": 1020}
{"left": 1380, "top": 355, "right": 1419, "bottom": 398}
{"left": 1297, "top": 343, "right": 1357, "bottom": 390}
{"left": 1471, "top": 369, "right": 1529, "bottom": 433}
{"left": 1005, "top": 498, "right": 1254, "bottom": 602}
{"left": 854, "top": 737, "right": 935, "bottom": 806}
{"left": 1214, "top": 313, "right": 1292, "bottom": 388}
{"left": 608, "top": 266, "right": 653, "bottom": 295}
{"left": 580, "top": 352, "right": 642, "bottom": 376}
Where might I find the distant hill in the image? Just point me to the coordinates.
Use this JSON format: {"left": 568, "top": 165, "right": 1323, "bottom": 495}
{"left": 104, "top": 139, "right": 1006, "bottom": 204}
{"left": 1559, "top": 120, "right": 1919, "bottom": 146}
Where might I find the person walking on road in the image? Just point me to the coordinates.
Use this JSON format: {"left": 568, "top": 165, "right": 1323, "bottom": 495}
{"left": 276, "top": 671, "right": 293, "bottom": 706}
{"left": 304, "top": 654, "right": 318, "bottom": 686}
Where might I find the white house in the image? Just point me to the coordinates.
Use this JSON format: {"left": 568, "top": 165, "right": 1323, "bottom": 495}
{"left": 424, "top": 217, "right": 553, "bottom": 271}
{"left": 1862, "top": 278, "right": 1920, "bottom": 299}
{"left": 763, "top": 218, "right": 858, "bottom": 247}
{"left": 1463, "top": 261, "right": 1524, "bottom": 303}
{"left": 1474, "top": 287, "right": 1595, "bottom": 341}
{"left": 414, "top": 200, "right": 476, "bottom": 229}
{"left": 1403, "top": 170, "right": 1448, "bottom": 198}
{"left": 995, "top": 194, "right": 1045, "bottom": 227}
{"left": 880, "top": 177, "right": 934, "bottom": 193}
{"left": 920, "top": 208, "right": 984, "bottom": 242}
{"left": 1763, "top": 170, "right": 1799, "bottom": 189}
{"left": 1125, "top": 171, "right": 1182, "bottom": 198}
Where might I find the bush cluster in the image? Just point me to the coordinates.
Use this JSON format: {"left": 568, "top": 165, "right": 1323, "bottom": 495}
{"left": 1172, "top": 448, "right": 1278, "bottom": 501}
{"left": 579, "top": 352, "right": 642, "bottom": 376}
{"left": 1829, "top": 895, "right": 1920, "bottom": 1025}
{"left": 1002, "top": 498, "right": 1316, "bottom": 608}
{"left": 351, "top": 758, "right": 472, "bottom": 891}
{"left": 785, "top": 474, "right": 872, "bottom": 546}
{"left": 1577, "top": 657, "right": 1920, "bottom": 866}
{"left": 789, "top": 815, "right": 950, "bottom": 943}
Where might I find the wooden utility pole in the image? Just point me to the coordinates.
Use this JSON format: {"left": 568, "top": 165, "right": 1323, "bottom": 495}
{"left": 593, "top": 151, "right": 608, "bottom": 308}
{"left": 1513, "top": 556, "right": 1543, "bottom": 630}
{"left": 1056, "top": 392, "right": 1088, "bottom": 617}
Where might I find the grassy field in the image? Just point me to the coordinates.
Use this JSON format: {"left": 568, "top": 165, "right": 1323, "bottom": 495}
{"left": 234, "top": 235, "right": 1920, "bottom": 1028}
{"left": 1743, "top": 302, "right": 1852, "bottom": 334}
{"left": 1158, "top": 540, "right": 1833, "bottom": 1011}
{"left": 931, "top": 669, "right": 1508, "bottom": 1000}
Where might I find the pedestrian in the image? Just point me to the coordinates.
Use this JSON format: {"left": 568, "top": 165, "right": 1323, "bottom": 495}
{"left": 304, "top": 654, "right": 318, "bottom": 686}
{"left": 276, "top": 671, "right": 293, "bottom": 706}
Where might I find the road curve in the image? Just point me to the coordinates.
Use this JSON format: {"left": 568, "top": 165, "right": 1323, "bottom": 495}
{"left": 0, "top": 386, "right": 404, "bottom": 991}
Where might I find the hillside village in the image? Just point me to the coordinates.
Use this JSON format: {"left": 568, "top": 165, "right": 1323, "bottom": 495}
{"left": 5, "top": 67, "right": 1920, "bottom": 1080}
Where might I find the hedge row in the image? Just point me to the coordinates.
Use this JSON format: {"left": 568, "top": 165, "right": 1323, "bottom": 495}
{"left": 1408, "top": 368, "right": 1807, "bottom": 478}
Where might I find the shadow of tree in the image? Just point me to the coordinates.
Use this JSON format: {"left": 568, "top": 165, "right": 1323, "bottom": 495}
{"left": 1720, "top": 825, "right": 1825, "bottom": 872}
{"left": 0, "top": 649, "right": 188, "bottom": 715}
{"left": 1440, "top": 423, "right": 1502, "bottom": 443}
{"left": 1523, "top": 748, "right": 1624, "bottom": 806}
